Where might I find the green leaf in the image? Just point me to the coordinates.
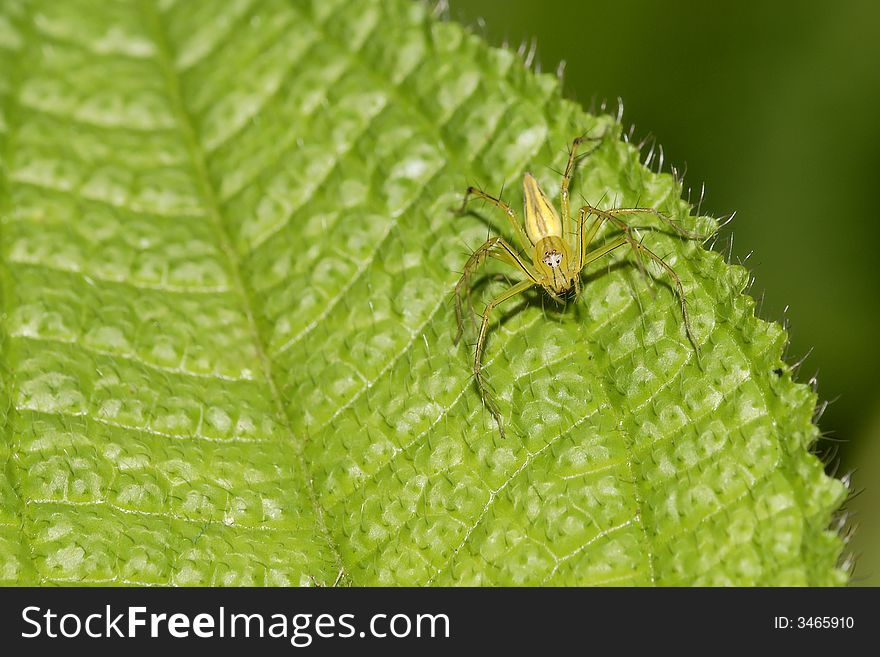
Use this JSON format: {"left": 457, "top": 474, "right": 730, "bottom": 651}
{"left": 0, "top": 0, "right": 847, "bottom": 585}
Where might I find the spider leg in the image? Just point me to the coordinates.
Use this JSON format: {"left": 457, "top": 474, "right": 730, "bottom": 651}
{"left": 582, "top": 204, "right": 705, "bottom": 241}
{"left": 577, "top": 203, "right": 707, "bottom": 304}
{"left": 631, "top": 241, "right": 699, "bottom": 355}
{"left": 454, "top": 236, "right": 539, "bottom": 345}
{"left": 576, "top": 205, "right": 649, "bottom": 286}
{"left": 580, "top": 235, "right": 700, "bottom": 355}
{"left": 457, "top": 187, "right": 532, "bottom": 252}
{"left": 473, "top": 278, "right": 536, "bottom": 438}
{"left": 560, "top": 134, "right": 604, "bottom": 244}
{"left": 577, "top": 203, "right": 689, "bottom": 289}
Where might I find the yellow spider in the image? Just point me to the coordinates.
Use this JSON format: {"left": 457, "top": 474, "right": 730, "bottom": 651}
{"left": 454, "top": 135, "right": 703, "bottom": 437}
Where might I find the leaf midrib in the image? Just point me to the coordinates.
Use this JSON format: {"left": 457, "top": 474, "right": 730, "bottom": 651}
{"left": 136, "top": 0, "right": 350, "bottom": 581}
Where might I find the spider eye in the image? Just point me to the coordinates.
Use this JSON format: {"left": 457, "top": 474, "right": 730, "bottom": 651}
{"left": 542, "top": 250, "right": 563, "bottom": 268}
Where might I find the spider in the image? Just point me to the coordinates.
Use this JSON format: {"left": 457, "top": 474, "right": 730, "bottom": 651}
{"left": 454, "top": 135, "right": 705, "bottom": 438}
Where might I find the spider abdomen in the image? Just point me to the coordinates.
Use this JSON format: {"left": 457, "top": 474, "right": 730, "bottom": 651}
{"left": 523, "top": 172, "right": 562, "bottom": 243}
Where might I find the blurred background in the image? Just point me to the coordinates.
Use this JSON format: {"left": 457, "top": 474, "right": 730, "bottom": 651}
{"left": 449, "top": 0, "right": 880, "bottom": 584}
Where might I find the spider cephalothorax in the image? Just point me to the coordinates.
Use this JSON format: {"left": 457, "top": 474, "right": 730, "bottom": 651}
{"left": 535, "top": 238, "right": 574, "bottom": 295}
{"left": 454, "top": 135, "right": 704, "bottom": 438}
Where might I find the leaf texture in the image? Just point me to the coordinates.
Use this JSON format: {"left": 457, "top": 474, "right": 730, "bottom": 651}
{"left": 0, "top": 0, "right": 846, "bottom": 585}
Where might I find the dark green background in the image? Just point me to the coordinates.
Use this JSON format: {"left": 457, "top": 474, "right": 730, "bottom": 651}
{"left": 449, "top": 0, "right": 880, "bottom": 584}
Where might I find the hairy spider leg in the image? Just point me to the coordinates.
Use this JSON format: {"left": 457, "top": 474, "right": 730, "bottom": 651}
{"left": 582, "top": 204, "right": 705, "bottom": 241}
{"left": 577, "top": 204, "right": 703, "bottom": 296}
{"left": 577, "top": 204, "right": 703, "bottom": 325}
{"left": 457, "top": 187, "right": 532, "bottom": 252}
{"left": 578, "top": 220, "right": 700, "bottom": 355}
{"left": 560, "top": 134, "right": 604, "bottom": 245}
{"left": 576, "top": 204, "right": 698, "bottom": 294}
{"left": 454, "top": 236, "right": 539, "bottom": 345}
{"left": 577, "top": 205, "right": 654, "bottom": 287}
{"left": 473, "top": 278, "right": 535, "bottom": 438}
